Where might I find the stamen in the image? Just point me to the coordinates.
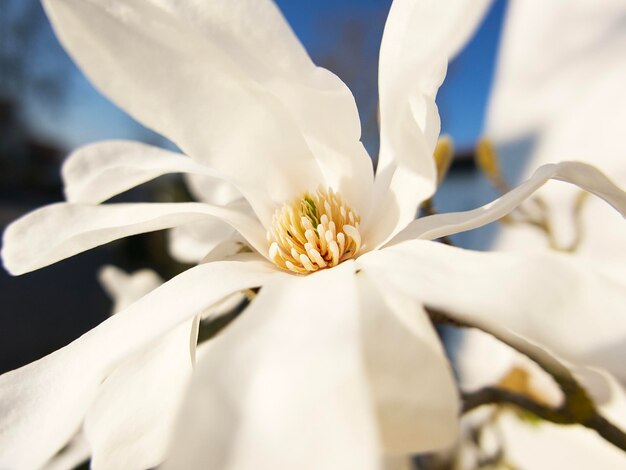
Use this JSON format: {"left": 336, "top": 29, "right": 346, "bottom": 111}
{"left": 267, "top": 187, "right": 362, "bottom": 274}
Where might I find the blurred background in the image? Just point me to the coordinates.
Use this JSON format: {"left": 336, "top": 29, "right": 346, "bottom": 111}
{"left": 0, "top": 0, "right": 508, "bottom": 373}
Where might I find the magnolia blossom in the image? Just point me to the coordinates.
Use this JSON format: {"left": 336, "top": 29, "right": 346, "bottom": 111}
{"left": 1, "top": 0, "right": 626, "bottom": 469}
{"left": 487, "top": 0, "right": 626, "bottom": 260}
{"left": 463, "top": 0, "right": 626, "bottom": 397}
{"left": 450, "top": 2, "right": 626, "bottom": 467}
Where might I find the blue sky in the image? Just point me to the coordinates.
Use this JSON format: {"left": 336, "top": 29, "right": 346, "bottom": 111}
{"left": 21, "top": 0, "right": 507, "bottom": 154}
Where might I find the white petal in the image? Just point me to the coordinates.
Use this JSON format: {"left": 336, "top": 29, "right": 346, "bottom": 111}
{"left": 498, "top": 412, "right": 626, "bottom": 469}
{"left": 379, "top": 0, "right": 492, "bottom": 160}
{"left": 388, "top": 161, "right": 626, "bottom": 245}
{"left": 147, "top": 0, "right": 374, "bottom": 215}
{"left": 168, "top": 218, "right": 239, "bottom": 264}
{"left": 98, "top": 265, "right": 163, "bottom": 313}
{"left": 453, "top": 328, "right": 562, "bottom": 407}
{"left": 486, "top": 1, "right": 626, "bottom": 259}
{"left": 485, "top": 0, "right": 626, "bottom": 142}
{"left": 85, "top": 318, "right": 196, "bottom": 470}
{"left": 62, "top": 140, "right": 224, "bottom": 204}
{"left": 184, "top": 173, "right": 242, "bottom": 206}
{"left": 41, "top": 431, "right": 90, "bottom": 470}
{"left": 2, "top": 202, "right": 267, "bottom": 275}
{"left": 43, "top": 0, "right": 325, "bottom": 220}
{"left": 365, "top": 0, "right": 492, "bottom": 249}
{"left": 0, "top": 258, "right": 282, "bottom": 469}
{"left": 452, "top": 328, "right": 516, "bottom": 392}
{"left": 357, "top": 272, "right": 459, "bottom": 453}
{"left": 167, "top": 200, "right": 256, "bottom": 264}
{"left": 89, "top": 266, "right": 193, "bottom": 469}
{"left": 165, "top": 262, "right": 381, "bottom": 470}
{"left": 359, "top": 241, "right": 626, "bottom": 384}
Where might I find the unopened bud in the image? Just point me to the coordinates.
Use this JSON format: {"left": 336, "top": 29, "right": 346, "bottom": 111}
{"left": 434, "top": 135, "right": 454, "bottom": 186}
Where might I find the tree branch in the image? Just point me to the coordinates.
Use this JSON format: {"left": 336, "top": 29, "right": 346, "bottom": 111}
{"left": 427, "top": 307, "right": 626, "bottom": 453}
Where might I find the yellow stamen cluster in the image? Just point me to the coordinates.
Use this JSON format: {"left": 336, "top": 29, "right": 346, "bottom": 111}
{"left": 268, "top": 187, "right": 362, "bottom": 274}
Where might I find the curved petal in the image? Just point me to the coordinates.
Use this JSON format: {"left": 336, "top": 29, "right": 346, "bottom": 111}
{"left": 85, "top": 318, "right": 196, "bottom": 470}
{"left": 167, "top": 200, "right": 256, "bottom": 264}
{"left": 184, "top": 173, "right": 242, "bottom": 206}
{"left": 379, "top": 0, "right": 492, "bottom": 165}
{"left": 148, "top": 0, "right": 374, "bottom": 215}
{"left": 486, "top": 2, "right": 626, "bottom": 259}
{"left": 62, "top": 140, "right": 224, "bottom": 204}
{"left": 165, "top": 262, "right": 381, "bottom": 470}
{"left": 359, "top": 241, "right": 626, "bottom": 384}
{"left": 365, "top": 0, "right": 492, "bottom": 249}
{"left": 357, "top": 272, "right": 459, "bottom": 453}
{"left": 43, "top": 0, "right": 326, "bottom": 222}
{"left": 0, "top": 258, "right": 282, "bottom": 469}
{"left": 388, "top": 161, "right": 626, "bottom": 245}
{"left": 91, "top": 266, "right": 195, "bottom": 469}
{"left": 2, "top": 202, "right": 267, "bottom": 275}
{"left": 168, "top": 219, "right": 239, "bottom": 264}
{"left": 485, "top": 0, "right": 626, "bottom": 142}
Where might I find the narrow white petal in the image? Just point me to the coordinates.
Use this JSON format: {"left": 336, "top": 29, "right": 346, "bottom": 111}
{"left": 167, "top": 200, "right": 256, "bottom": 264}
{"left": 365, "top": 0, "right": 492, "bottom": 249}
{"left": 184, "top": 173, "right": 242, "bottom": 206}
{"left": 380, "top": 0, "right": 492, "bottom": 164}
{"left": 168, "top": 218, "right": 239, "bottom": 264}
{"left": 2, "top": 202, "right": 267, "bottom": 275}
{"left": 85, "top": 319, "right": 196, "bottom": 470}
{"left": 41, "top": 431, "right": 90, "bottom": 470}
{"left": 147, "top": 0, "right": 374, "bottom": 215}
{"left": 359, "top": 241, "right": 626, "bottom": 384}
{"left": 357, "top": 272, "right": 459, "bottom": 453}
{"left": 388, "top": 161, "right": 626, "bottom": 245}
{"left": 89, "top": 266, "right": 196, "bottom": 470}
{"left": 43, "top": 0, "right": 325, "bottom": 220}
{"left": 0, "top": 259, "right": 282, "bottom": 469}
{"left": 62, "top": 140, "right": 225, "bottom": 204}
{"left": 166, "top": 262, "right": 381, "bottom": 470}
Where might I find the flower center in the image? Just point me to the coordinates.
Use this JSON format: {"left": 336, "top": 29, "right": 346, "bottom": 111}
{"left": 268, "top": 187, "right": 362, "bottom": 274}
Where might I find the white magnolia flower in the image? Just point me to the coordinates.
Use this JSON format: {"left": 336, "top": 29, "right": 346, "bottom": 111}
{"left": 1, "top": 0, "right": 625, "bottom": 469}
{"left": 450, "top": 2, "right": 626, "bottom": 467}
{"left": 486, "top": 0, "right": 626, "bottom": 260}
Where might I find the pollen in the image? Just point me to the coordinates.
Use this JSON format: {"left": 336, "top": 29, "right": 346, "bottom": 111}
{"left": 268, "top": 187, "right": 362, "bottom": 274}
